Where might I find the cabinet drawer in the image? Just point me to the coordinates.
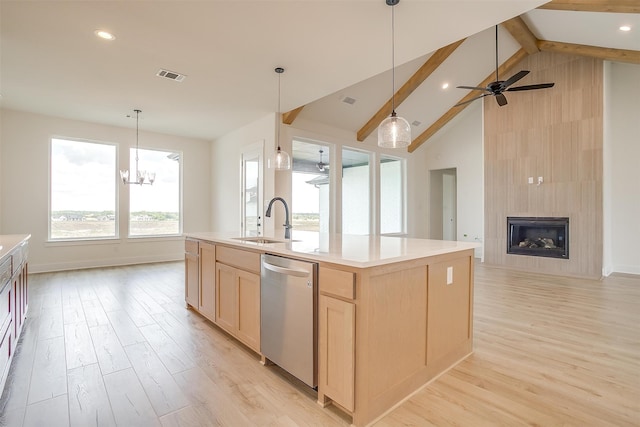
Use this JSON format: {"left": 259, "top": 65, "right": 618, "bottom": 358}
{"left": 12, "top": 243, "right": 27, "bottom": 274}
{"left": 185, "top": 239, "right": 199, "bottom": 255}
{"left": 216, "top": 246, "right": 260, "bottom": 274}
{"left": 0, "top": 324, "right": 11, "bottom": 382}
{"left": 0, "top": 258, "right": 10, "bottom": 289}
{"left": 319, "top": 267, "right": 355, "bottom": 300}
{"left": 0, "top": 282, "right": 10, "bottom": 335}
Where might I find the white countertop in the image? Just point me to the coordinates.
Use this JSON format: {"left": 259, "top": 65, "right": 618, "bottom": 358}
{"left": 0, "top": 234, "right": 30, "bottom": 262}
{"left": 184, "top": 231, "right": 478, "bottom": 268}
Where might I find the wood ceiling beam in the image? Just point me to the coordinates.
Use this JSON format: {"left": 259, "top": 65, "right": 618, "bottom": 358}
{"left": 502, "top": 16, "right": 540, "bottom": 54}
{"left": 282, "top": 106, "right": 304, "bottom": 125}
{"left": 538, "top": 1, "right": 640, "bottom": 13}
{"left": 408, "top": 48, "right": 529, "bottom": 153}
{"left": 356, "top": 39, "right": 466, "bottom": 142}
{"left": 538, "top": 40, "right": 640, "bottom": 63}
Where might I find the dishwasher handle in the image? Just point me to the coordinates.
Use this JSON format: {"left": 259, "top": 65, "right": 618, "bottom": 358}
{"left": 262, "top": 260, "right": 310, "bottom": 277}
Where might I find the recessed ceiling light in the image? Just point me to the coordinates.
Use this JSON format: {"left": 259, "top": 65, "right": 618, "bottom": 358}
{"left": 95, "top": 30, "right": 115, "bottom": 40}
{"left": 442, "top": 82, "right": 449, "bottom": 89}
{"left": 619, "top": 25, "right": 631, "bottom": 32}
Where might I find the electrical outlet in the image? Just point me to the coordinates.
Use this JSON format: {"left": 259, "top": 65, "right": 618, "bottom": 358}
{"left": 528, "top": 177, "right": 534, "bottom": 184}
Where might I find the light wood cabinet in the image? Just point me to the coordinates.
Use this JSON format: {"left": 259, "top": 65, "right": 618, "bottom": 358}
{"left": 184, "top": 239, "right": 199, "bottom": 308}
{"left": 318, "top": 294, "right": 354, "bottom": 412}
{"left": 235, "top": 269, "right": 261, "bottom": 352}
{"left": 215, "top": 262, "right": 237, "bottom": 333}
{"left": 1, "top": 235, "right": 29, "bottom": 395}
{"left": 318, "top": 266, "right": 355, "bottom": 411}
{"left": 198, "top": 242, "right": 216, "bottom": 321}
{"left": 214, "top": 246, "right": 261, "bottom": 353}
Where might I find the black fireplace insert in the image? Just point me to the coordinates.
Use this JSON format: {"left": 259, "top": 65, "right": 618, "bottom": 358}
{"left": 507, "top": 217, "right": 569, "bottom": 259}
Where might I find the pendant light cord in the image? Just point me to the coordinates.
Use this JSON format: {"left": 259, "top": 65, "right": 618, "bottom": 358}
{"left": 495, "top": 25, "right": 499, "bottom": 82}
{"left": 135, "top": 109, "right": 140, "bottom": 174}
{"left": 276, "top": 68, "right": 283, "bottom": 151}
{"left": 391, "top": 4, "right": 396, "bottom": 114}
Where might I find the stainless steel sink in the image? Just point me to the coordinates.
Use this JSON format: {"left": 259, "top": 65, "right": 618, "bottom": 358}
{"left": 232, "top": 237, "right": 287, "bottom": 244}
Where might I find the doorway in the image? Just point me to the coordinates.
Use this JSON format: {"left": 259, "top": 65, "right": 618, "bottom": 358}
{"left": 430, "top": 168, "right": 457, "bottom": 240}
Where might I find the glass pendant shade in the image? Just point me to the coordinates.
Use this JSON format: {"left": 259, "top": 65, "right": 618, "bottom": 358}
{"left": 378, "top": 112, "right": 411, "bottom": 148}
{"left": 269, "top": 147, "right": 291, "bottom": 170}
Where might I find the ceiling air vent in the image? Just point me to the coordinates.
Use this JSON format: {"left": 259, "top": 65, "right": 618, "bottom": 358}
{"left": 412, "top": 120, "right": 422, "bottom": 127}
{"left": 156, "top": 69, "right": 186, "bottom": 82}
{"left": 341, "top": 96, "right": 356, "bottom": 105}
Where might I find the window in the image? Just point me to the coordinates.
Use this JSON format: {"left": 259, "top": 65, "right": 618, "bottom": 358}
{"left": 292, "top": 140, "right": 330, "bottom": 232}
{"left": 342, "top": 148, "right": 370, "bottom": 235}
{"left": 50, "top": 138, "right": 117, "bottom": 240}
{"left": 128, "top": 148, "right": 181, "bottom": 237}
{"left": 380, "top": 155, "right": 405, "bottom": 234}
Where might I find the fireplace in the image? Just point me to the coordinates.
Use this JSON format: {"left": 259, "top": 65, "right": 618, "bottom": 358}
{"left": 507, "top": 217, "right": 569, "bottom": 259}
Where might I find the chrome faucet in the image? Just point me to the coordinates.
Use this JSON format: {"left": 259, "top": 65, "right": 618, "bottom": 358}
{"left": 265, "top": 197, "right": 292, "bottom": 239}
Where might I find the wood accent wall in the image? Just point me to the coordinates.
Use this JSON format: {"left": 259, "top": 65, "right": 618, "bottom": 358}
{"left": 484, "top": 51, "right": 603, "bottom": 278}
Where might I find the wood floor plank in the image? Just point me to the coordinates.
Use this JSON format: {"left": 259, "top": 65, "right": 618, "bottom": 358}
{"left": 1, "top": 261, "right": 636, "bottom": 427}
{"left": 22, "top": 394, "right": 69, "bottom": 427}
{"left": 104, "top": 310, "right": 146, "bottom": 347}
{"left": 27, "top": 336, "right": 67, "bottom": 405}
{"left": 124, "top": 341, "right": 190, "bottom": 417}
{"left": 67, "top": 363, "right": 116, "bottom": 427}
{"left": 81, "top": 299, "right": 110, "bottom": 328}
{"left": 139, "top": 323, "right": 196, "bottom": 374}
{"left": 64, "top": 322, "right": 98, "bottom": 370}
{"left": 37, "top": 306, "right": 64, "bottom": 341}
{"left": 88, "top": 324, "right": 131, "bottom": 375}
{"left": 103, "top": 368, "right": 161, "bottom": 427}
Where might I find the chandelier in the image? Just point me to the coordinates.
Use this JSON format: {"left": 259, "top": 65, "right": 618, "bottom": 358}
{"left": 120, "top": 109, "right": 155, "bottom": 185}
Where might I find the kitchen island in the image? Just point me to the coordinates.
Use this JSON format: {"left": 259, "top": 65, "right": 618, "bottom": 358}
{"left": 184, "top": 231, "right": 477, "bottom": 427}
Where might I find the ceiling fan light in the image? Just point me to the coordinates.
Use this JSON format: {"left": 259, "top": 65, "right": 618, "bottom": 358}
{"left": 378, "top": 113, "right": 411, "bottom": 148}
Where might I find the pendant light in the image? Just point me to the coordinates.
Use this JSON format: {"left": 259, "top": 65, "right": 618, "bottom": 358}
{"left": 268, "top": 67, "right": 291, "bottom": 171}
{"left": 377, "top": 0, "right": 411, "bottom": 149}
{"left": 120, "top": 109, "right": 155, "bottom": 185}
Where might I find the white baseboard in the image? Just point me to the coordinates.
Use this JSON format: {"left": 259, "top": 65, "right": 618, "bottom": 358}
{"left": 29, "top": 254, "right": 183, "bottom": 273}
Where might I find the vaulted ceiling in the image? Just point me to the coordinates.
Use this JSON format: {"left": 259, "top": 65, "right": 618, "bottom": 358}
{"left": 1, "top": 0, "right": 638, "bottom": 151}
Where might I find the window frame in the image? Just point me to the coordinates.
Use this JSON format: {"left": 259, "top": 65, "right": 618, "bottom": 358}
{"left": 126, "top": 146, "right": 183, "bottom": 239}
{"left": 48, "top": 136, "right": 120, "bottom": 242}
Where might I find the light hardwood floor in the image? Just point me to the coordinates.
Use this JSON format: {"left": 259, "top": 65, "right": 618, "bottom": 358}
{"left": 1, "top": 262, "right": 638, "bottom": 426}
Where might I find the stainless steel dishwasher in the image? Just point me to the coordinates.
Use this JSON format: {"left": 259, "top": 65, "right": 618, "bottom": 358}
{"left": 261, "top": 253, "right": 318, "bottom": 388}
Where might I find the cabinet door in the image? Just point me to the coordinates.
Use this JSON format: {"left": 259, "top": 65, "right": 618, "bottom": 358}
{"left": 318, "top": 295, "right": 355, "bottom": 412}
{"left": 215, "top": 263, "right": 237, "bottom": 333}
{"left": 236, "top": 270, "right": 260, "bottom": 352}
{"left": 199, "top": 242, "right": 216, "bottom": 321}
{"left": 185, "top": 252, "right": 199, "bottom": 308}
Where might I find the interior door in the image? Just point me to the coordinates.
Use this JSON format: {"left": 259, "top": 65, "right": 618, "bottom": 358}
{"left": 241, "top": 142, "right": 264, "bottom": 236}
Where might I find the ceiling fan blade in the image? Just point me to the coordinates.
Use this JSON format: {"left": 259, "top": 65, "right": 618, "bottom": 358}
{"left": 495, "top": 93, "right": 508, "bottom": 106}
{"left": 506, "top": 83, "right": 555, "bottom": 92}
{"left": 503, "top": 70, "right": 530, "bottom": 89}
{"left": 457, "top": 85, "right": 489, "bottom": 91}
{"left": 454, "top": 93, "right": 490, "bottom": 107}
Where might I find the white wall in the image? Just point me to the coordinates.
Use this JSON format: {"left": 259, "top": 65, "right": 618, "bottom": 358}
{"left": 0, "top": 109, "right": 211, "bottom": 272}
{"left": 211, "top": 113, "right": 277, "bottom": 234}
{"left": 603, "top": 62, "right": 640, "bottom": 275}
{"left": 414, "top": 101, "right": 485, "bottom": 258}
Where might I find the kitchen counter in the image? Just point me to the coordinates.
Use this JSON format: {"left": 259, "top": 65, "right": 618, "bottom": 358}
{"left": 184, "top": 231, "right": 477, "bottom": 426}
{"left": 184, "top": 230, "right": 478, "bottom": 268}
{"left": 0, "top": 234, "right": 30, "bottom": 261}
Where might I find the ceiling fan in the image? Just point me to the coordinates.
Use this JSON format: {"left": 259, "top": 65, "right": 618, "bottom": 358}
{"left": 455, "top": 25, "right": 555, "bottom": 107}
{"left": 316, "top": 149, "right": 329, "bottom": 172}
